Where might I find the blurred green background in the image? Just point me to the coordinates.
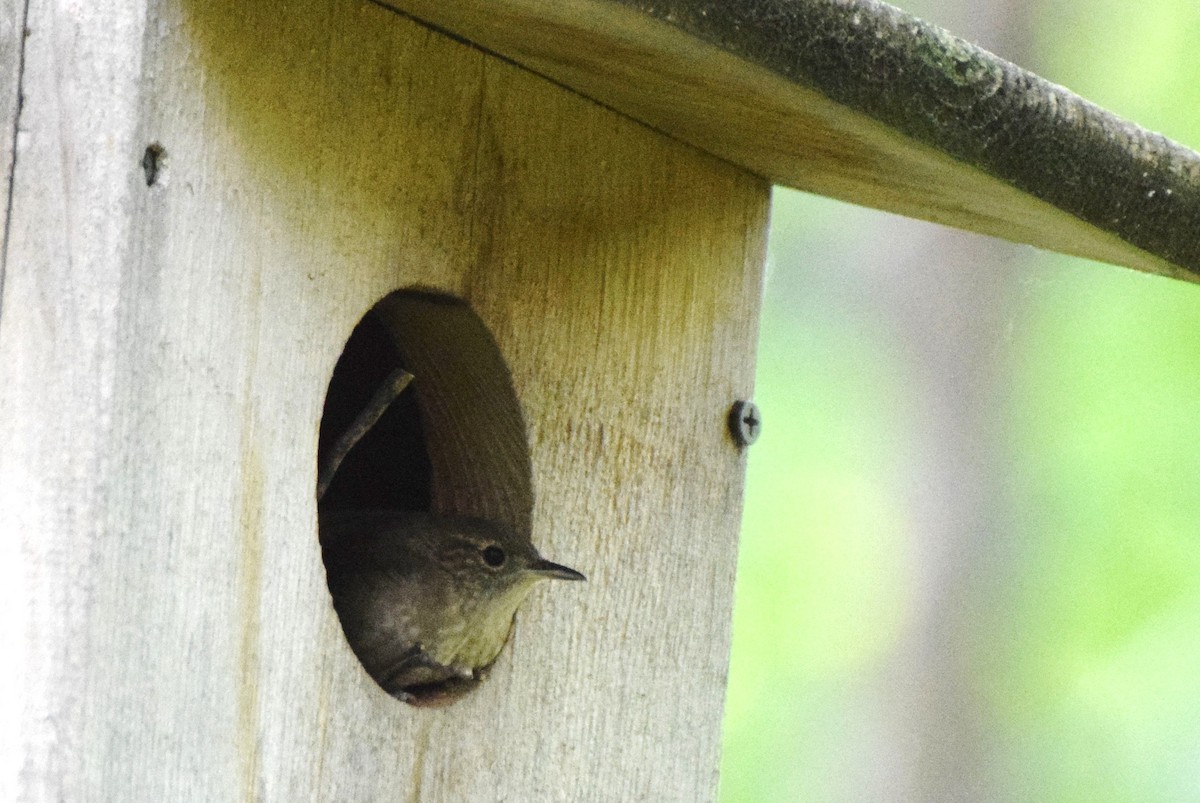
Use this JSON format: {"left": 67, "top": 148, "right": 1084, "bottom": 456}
{"left": 718, "top": 1, "right": 1200, "bottom": 800}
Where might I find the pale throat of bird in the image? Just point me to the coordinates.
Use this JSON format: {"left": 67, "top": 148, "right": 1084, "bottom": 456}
{"left": 440, "top": 575, "right": 545, "bottom": 669}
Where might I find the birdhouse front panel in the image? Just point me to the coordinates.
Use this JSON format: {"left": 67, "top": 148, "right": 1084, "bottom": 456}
{"left": 2, "top": 0, "right": 767, "bottom": 799}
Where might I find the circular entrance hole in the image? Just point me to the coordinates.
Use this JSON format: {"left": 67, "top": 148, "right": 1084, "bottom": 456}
{"left": 318, "top": 290, "right": 573, "bottom": 706}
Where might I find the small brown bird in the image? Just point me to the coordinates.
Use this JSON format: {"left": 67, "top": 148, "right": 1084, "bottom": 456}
{"left": 321, "top": 509, "right": 584, "bottom": 705}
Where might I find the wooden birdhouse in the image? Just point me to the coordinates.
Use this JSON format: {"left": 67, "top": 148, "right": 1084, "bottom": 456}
{"left": 4, "top": 0, "right": 1198, "bottom": 800}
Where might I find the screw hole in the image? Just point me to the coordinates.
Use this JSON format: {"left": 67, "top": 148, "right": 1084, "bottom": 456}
{"left": 141, "top": 143, "right": 166, "bottom": 187}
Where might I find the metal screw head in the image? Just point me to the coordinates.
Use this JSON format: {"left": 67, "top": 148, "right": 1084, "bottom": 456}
{"left": 729, "top": 400, "right": 761, "bottom": 446}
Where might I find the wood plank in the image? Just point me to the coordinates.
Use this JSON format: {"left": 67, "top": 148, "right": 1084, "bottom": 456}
{"left": 381, "top": 0, "right": 1200, "bottom": 282}
{"left": 0, "top": 3, "right": 22, "bottom": 787}
{"left": 0, "top": 0, "right": 24, "bottom": 272}
{"left": 1, "top": 0, "right": 766, "bottom": 798}
{"left": 0, "top": 0, "right": 155, "bottom": 798}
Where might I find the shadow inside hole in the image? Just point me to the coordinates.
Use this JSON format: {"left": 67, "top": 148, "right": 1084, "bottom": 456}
{"left": 317, "top": 311, "right": 431, "bottom": 513}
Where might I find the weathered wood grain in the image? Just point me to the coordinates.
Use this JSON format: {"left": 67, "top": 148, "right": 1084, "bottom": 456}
{"left": 0, "top": 7, "right": 23, "bottom": 791}
{"left": 1, "top": 0, "right": 25, "bottom": 285}
{"left": 0, "top": 0, "right": 766, "bottom": 799}
{"left": 381, "top": 0, "right": 1200, "bottom": 282}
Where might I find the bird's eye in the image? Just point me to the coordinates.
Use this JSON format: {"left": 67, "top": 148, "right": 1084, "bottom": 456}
{"left": 481, "top": 545, "right": 506, "bottom": 568}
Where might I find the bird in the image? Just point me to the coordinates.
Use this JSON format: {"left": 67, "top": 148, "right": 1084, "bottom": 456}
{"left": 321, "top": 508, "right": 584, "bottom": 706}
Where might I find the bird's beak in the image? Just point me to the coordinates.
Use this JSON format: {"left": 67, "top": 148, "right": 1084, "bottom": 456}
{"left": 530, "top": 559, "right": 586, "bottom": 582}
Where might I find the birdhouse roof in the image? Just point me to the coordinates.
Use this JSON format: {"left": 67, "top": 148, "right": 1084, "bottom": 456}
{"left": 387, "top": 0, "right": 1200, "bottom": 282}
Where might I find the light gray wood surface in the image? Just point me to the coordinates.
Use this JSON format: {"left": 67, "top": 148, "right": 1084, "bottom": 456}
{"left": 0, "top": 0, "right": 20, "bottom": 253}
{"left": 0, "top": 0, "right": 766, "bottom": 799}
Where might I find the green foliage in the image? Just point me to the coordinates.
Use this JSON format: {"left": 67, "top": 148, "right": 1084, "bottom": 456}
{"left": 720, "top": 2, "right": 1200, "bottom": 800}
{"left": 988, "top": 262, "right": 1200, "bottom": 800}
{"left": 1030, "top": 0, "right": 1200, "bottom": 144}
{"left": 720, "top": 190, "right": 922, "bottom": 801}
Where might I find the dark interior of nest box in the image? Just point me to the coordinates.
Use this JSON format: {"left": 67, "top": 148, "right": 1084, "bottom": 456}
{"left": 317, "top": 309, "right": 432, "bottom": 513}
{"left": 318, "top": 290, "right": 533, "bottom": 524}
